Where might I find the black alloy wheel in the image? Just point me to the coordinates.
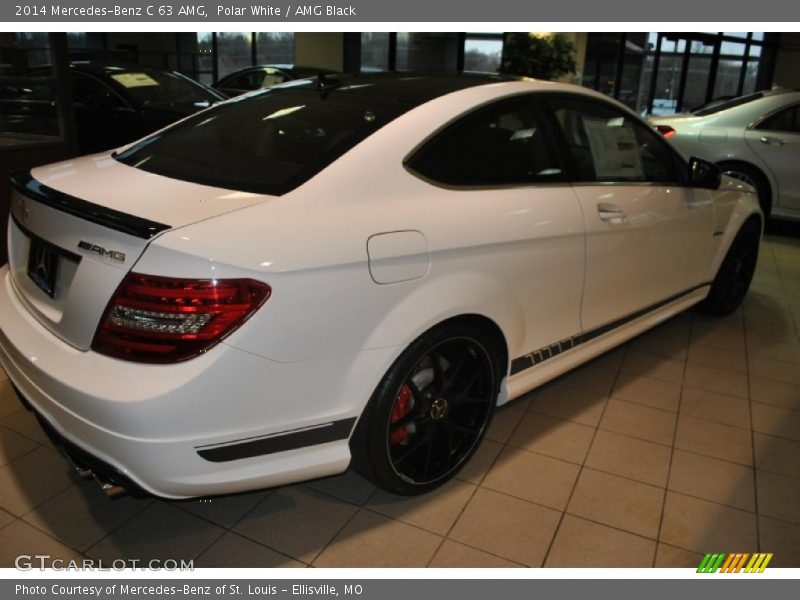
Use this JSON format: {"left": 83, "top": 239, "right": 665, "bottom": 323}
{"left": 351, "top": 323, "right": 500, "bottom": 495}
{"left": 703, "top": 219, "right": 761, "bottom": 315}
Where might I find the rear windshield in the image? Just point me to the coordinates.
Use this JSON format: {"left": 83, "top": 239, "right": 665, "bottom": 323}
{"left": 114, "top": 84, "right": 412, "bottom": 195}
{"left": 691, "top": 92, "right": 764, "bottom": 116}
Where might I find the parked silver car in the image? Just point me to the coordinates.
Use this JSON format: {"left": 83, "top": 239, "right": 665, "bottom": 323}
{"left": 650, "top": 90, "right": 800, "bottom": 220}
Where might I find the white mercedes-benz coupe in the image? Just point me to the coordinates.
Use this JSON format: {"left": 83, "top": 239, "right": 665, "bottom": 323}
{"left": 0, "top": 73, "right": 761, "bottom": 499}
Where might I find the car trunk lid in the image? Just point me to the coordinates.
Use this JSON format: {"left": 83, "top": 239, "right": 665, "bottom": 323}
{"left": 7, "top": 155, "right": 269, "bottom": 351}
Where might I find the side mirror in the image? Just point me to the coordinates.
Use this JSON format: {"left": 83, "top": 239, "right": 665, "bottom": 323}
{"left": 688, "top": 157, "right": 721, "bottom": 190}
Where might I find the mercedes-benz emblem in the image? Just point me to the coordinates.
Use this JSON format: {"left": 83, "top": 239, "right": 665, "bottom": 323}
{"left": 20, "top": 197, "right": 30, "bottom": 222}
{"left": 33, "top": 244, "right": 50, "bottom": 282}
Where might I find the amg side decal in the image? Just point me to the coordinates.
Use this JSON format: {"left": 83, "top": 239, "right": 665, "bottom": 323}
{"left": 510, "top": 282, "right": 712, "bottom": 376}
{"left": 195, "top": 418, "right": 357, "bottom": 463}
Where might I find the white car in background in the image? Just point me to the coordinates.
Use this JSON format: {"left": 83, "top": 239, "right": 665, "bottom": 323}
{"left": 650, "top": 89, "right": 800, "bottom": 220}
{"left": 0, "top": 74, "right": 761, "bottom": 500}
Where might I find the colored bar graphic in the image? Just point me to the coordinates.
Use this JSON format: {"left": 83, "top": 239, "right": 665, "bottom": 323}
{"left": 699, "top": 552, "right": 773, "bottom": 573}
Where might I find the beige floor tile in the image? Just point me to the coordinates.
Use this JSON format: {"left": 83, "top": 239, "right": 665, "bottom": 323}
{"left": 0, "top": 425, "right": 38, "bottom": 467}
{"left": 429, "top": 539, "right": 520, "bottom": 567}
{"left": 1, "top": 410, "right": 53, "bottom": 447}
{"left": 754, "top": 433, "right": 800, "bottom": 479}
{"left": 529, "top": 382, "right": 607, "bottom": 426}
{"left": 22, "top": 483, "right": 151, "bottom": 552}
{"left": 751, "top": 402, "right": 800, "bottom": 442}
{"left": 556, "top": 364, "right": 617, "bottom": 396}
{"left": 683, "top": 363, "right": 748, "bottom": 400}
{"left": 176, "top": 489, "right": 269, "bottom": 528}
{"left": 693, "top": 309, "right": 744, "bottom": 332}
{"left": 599, "top": 398, "right": 676, "bottom": 446}
{"left": 194, "top": 532, "right": 304, "bottom": 567}
{"left": 233, "top": 486, "right": 358, "bottom": 563}
{"left": 743, "top": 291, "right": 790, "bottom": 312}
{"left": 455, "top": 438, "right": 502, "bottom": 485}
{"left": 0, "top": 519, "right": 80, "bottom": 568}
{"left": 690, "top": 326, "right": 746, "bottom": 354}
{"left": 745, "top": 306, "right": 795, "bottom": 326}
{"left": 668, "top": 450, "right": 755, "bottom": 512}
{"left": 629, "top": 331, "right": 688, "bottom": 362}
{"left": 545, "top": 514, "right": 655, "bottom": 567}
{"left": 620, "top": 351, "right": 685, "bottom": 385}
{"left": 0, "top": 380, "right": 23, "bottom": 420}
{"left": 747, "top": 339, "right": 800, "bottom": 366}
{"left": 484, "top": 406, "right": 524, "bottom": 443}
{"left": 680, "top": 387, "right": 751, "bottom": 430}
{"left": 674, "top": 415, "right": 753, "bottom": 466}
{"left": 483, "top": 446, "right": 579, "bottom": 510}
{"left": 749, "top": 376, "right": 800, "bottom": 411}
{"left": 660, "top": 492, "right": 757, "bottom": 554}
{"left": 314, "top": 509, "right": 441, "bottom": 567}
{"left": 0, "top": 507, "right": 14, "bottom": 530}
{"left": 0, "top": 446, "right": 78, "bottom": 516}
{"left": 654, "top": 543, "right": 704, "bottom": 568}
{"left": 585, "top": 429, "right": 672, "bottom": 487}
{"left": 758, "top": 516, "right": 800, "bottom": 567}
{"left": 687, "top": 344, "right": 747, "bottom": 374}
{"left": 746, "top": 321, "right": 800, "bottom": 344}
{"left": 587, "top": 346, "right": 627, "bottom": 373}
{"left": 506, "top": 390, "right": 535, "bottom": 413}
{"left": 749, "top": 357, "right": 800, "bottom": 387}
{"left": 304, "top": 470, "right": 376, "bottom": 506}
{"left": 449, "top": 487, "right": 560, "bottom": 566}
{"left": 86, "top": 502, "right": 224, "bottom": 563}
{"left": 756, "top": 471, "right": 800, "bottom": 525}
{"left": 612, "top": 372, "right": 681, "bottom": 412}
{"left": 509, "top": 413, "right": 595, "bottom": 464}
{"left": 566, "top": 468, "right": 663, "bottom": 539}
{"left": 366, "top": 478, "right": 475, "bottom": 535}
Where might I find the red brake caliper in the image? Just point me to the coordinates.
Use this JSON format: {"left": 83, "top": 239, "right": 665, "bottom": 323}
{"left": 389, "top": 383, "right": 413, "bottom": 446}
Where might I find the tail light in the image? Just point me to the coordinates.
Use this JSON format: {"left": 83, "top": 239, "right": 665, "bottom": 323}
{"left": 92, "top": 273, "right": 271, "bottom": 364}
{"left": 655, "top": 125, "right": 677, "bottom": 138}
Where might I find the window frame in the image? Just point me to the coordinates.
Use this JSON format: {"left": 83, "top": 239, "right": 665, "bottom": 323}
{"left": 754, "top": 102, "right": 800, "bottom": 134}
{"left": 536, "top": 92, "right": 691, "bottom": 187}
{"left": 403, "top": 93, "right": 570, "bottom": 191}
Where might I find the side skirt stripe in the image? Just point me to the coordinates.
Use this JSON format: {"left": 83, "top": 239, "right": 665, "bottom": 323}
{"left": 510, "top": 282, "right": 711, "bottom": 376}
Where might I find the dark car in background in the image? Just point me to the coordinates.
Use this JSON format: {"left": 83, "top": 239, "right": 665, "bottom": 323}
{"left": 3, "top": 62, "right": 224, "bottom": 154}
{"left": 212, "top": 64, "right": 338, "bottom": 97}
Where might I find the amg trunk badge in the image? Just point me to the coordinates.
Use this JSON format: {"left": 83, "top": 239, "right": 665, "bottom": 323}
{"left": 77, "top": 241, "right": 126, "bottom": 263}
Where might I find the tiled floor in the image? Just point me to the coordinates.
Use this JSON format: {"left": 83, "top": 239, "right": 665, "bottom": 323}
{"left": 1, "top": 230, "right": 799, "bottom": 569}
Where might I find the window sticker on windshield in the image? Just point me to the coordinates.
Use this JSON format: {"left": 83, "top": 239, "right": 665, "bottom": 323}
{"left": 111, "top": 73, "right": 160, "bottom": 88}
{"left": 582, "top": 117, "right": 644, "bottom": 180}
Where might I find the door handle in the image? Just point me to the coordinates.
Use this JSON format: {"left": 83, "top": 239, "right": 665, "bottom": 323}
{"left": 760, "top": 136, "right": 785, "bottom": 146}
{"left": 597, "top": 202, "right": 628, "bottom": 222}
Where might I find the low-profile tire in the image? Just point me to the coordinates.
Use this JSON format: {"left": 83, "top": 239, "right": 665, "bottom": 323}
{"left": 350, "top": 322, "right": 502, "bottom": 495}
{"left": 702, "top": 219, "right": 761, "bottom": 316}
{"left": 720, "top": 163, "right": 771, "bottom": 218}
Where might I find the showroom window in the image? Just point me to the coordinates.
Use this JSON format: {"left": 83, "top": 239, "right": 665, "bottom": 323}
{"left": 395, "top": 33, "right": 461, "bottom": 72}
{"left": 583, "top": 32, "right": 776, "bottom": 115}
{"left": 256, "top": 32, "right": 294, "bottom": 64}
{"left": 407, "top": 97, "right": 562, "bottom": 186}
{"left": 361, "top": 32, "right": 391, "bottom": 71}
{"left": 464, "top": 33, "right": 503, "bottom": 73}
{"left": 544, "top": 96, "right": 679, "bottom": 184}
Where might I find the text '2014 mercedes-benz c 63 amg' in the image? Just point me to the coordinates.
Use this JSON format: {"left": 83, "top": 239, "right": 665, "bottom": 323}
{"left": 0, "top": 73, "right": 761, "bottom": 499}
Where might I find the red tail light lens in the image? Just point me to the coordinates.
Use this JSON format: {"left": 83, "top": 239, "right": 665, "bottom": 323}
{"left": 92, "top": 273, "right": 271, "bottom": 364}
{"left": 655, "top": 125, "right": 677, "bottom": 138}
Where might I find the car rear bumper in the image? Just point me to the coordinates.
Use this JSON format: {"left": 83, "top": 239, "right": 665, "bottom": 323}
{"left": 0, "top": 266, "right": 395, "bottom": 499}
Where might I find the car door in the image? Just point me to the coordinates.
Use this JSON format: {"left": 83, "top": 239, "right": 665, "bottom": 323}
{"left": 406, "top": 95, "right": 586, "bottom": 368}
{"left": 746, "top": 102, "right": 800, "bottom": 213}
{"left": 541, "top": 94, "right": 715, "bottom": 331}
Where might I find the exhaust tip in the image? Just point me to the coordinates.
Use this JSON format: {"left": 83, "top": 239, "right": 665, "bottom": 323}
{"left": 100, "top": 482, "right": 127, "bottom": 499}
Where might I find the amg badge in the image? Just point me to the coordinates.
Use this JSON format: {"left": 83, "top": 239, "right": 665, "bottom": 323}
{"left": 77, "top": 241, "right": 126, "bottom": 263}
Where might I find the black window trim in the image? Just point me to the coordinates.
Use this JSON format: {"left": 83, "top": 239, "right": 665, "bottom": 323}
{"left": 752, "top": 101, "right": 800, "bottom": 134}
{"left": 403, "top": 92, "right": 571, "bottom": 191}
{"left": 535, "top": 91, "right": 691, "bottom": 188}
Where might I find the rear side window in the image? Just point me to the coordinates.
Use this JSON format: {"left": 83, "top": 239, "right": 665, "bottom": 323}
{"left": 545, "top": 96, "right": 680, "bottom": 184}
{"left": 407, "top": 97, "right": 562, "bottom": 187}
{"left": 115, "top": 86, "right": 412, "bottom": 195}
{"left": 758, "top": 104, "right": 800, "bottom": 133}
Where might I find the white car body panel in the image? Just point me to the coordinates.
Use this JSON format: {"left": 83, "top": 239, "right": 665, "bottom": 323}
{"left": 0, "top": 78, "right": 763, "bottom": 498}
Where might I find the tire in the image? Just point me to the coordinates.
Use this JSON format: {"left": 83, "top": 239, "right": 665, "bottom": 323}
{"left": 702, "top": 219, "right": 761, "bottom": 316}
{"left": 350, "top": 322, "right": 502, "bottom": 495}
{"left": 720, "top": 163, "right": 771, "bottom": 218}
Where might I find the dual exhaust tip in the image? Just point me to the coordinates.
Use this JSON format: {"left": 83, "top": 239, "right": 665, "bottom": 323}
{"left": 70, "top": 459, "right": 127, "bottom": 499}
